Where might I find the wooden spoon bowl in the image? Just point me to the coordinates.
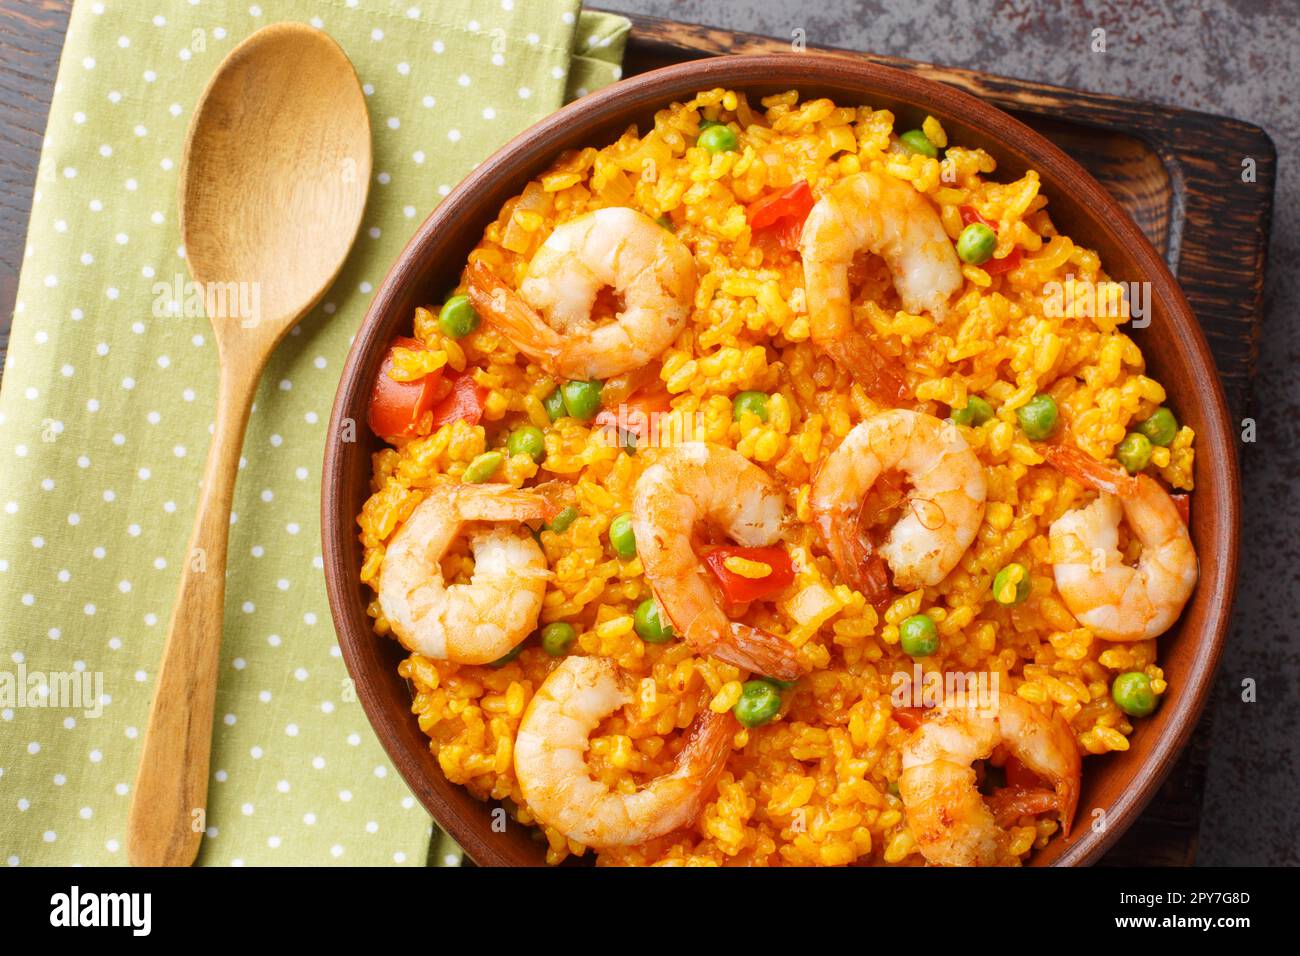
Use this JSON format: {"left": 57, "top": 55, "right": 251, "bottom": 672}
{"left": 322, "top": 54, "right": 1237, "bottom": 867}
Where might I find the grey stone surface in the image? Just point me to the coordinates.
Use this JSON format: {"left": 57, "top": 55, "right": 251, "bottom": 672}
{"left": 597, "top": 0, "right": 1299, "bottom": 865}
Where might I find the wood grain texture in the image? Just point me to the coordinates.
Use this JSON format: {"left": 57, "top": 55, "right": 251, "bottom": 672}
{"left": 0, "top": 0, "right": 69, "bottom": 359}
{"left": 127, "top": 22, "right": 371, "bottom": 866}
{"left": 126, "top": 355, "right": 263, "bottom": 866}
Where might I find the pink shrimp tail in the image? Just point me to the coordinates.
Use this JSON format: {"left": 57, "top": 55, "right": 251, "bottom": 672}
{"left": 1054, "top": 712, "right": 1081, "bottom": 838}
{"left": 1057, "top": 777, "right": 1079, "bottom": 838}
{"left": 465, "top": 261, "right": 562, "bottom": 363}
{"left": 689, "top": 620, "right": 806, "bottom": 681}
{"left": 822, "top": 331, "right": 909, "bottom": 405}
{"left": 812, "top": 509, "right": 892, "bottom": 606}
{"left": 658, "top": 708, "right": 735, "bottom": 837}
{"left": 675, "top": 708, "right": 735, "bottom": 782}
{"left": 464, "top": 260, "right": 511, "bottom": 322}
{"left": 1042, "top": 443, "right": 1138, "bottom": 496}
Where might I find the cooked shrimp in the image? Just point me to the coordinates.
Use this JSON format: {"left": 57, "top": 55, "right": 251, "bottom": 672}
{"left": 810, "top": 409, "right": 986, "bottom": 599}
{"left": 513, "top": 655, "right": 734, "bottom": 848}
{"left": 800, "top": 171, "right": 962, "bottom": 397}
{"left": 378, "top": 481, "right": 553, "bottom": 665}
{"left": 631, "top": 443, "right": 805, "bottom": 680}
{"left": 899, "top": 693, "right": 1080, "bottom": 867}
{"left": 465, "top": 207, "right": 696, "bottom": 379}
{"left": 1045, "top": 444, "right": 1197, "bottom": 641}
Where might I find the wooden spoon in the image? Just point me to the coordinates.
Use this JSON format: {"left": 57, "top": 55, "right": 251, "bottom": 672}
{"left": 127, "top": 23, "right": 371, "bottom": 867}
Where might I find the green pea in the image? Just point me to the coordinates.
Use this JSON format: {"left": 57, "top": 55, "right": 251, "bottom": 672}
{"left": 463, "top": 451, "right": 502, "bottom": 484}
{"left": 561, "top": 379, "right": 602, "bottom": 421}
{"left": 899, "top": 614, "right": 940, "bottom": 658}
{"left": 1116, "top": 432, "right": 1153, "bottom": 474}
{"left": 608, "top": 512, "right": 637, "bottom": 559}
{"left": 1112, "top": 671, "right": 1157, "bottom": 718}
{"left": 1137, "top": 407, "right": 1178, "bottom": 447}
{"left": 506, "top": 425, "right": 546, "bottom": 463}
{"left": 733, "top": 680, "right": 782, "bottom": 728}
{"left": 488, "top": 643, "right": 524, "bottom": 668}
{"left": 540, "top": 622, "right": 577, "bottom": 657}
{"left": 656, "top": 214, "right": 676, "bottom": 233}
{"left": 633, "top": 598, "right": 674, "bottom": 643}
{"left": 438, "top": 294, "right": 480, "bottom": 339}
{"left": 698, "top": 124, "right": 738, "bottom": 153}
{"left": 699, "top": 119, "right": 723, "bottom": 130}
{"left": 547, "top": 506, "right": 578, "bottom": 534}
{"left": 956, "top": 223, "right": 997, "bottom": 265}
{"left": 731, "top": 390, "right": 770, "bottom": 423}
{"left": 763, "top": 677, "right": 797, "bottom": 690}
{"left": 951, "top": 395, "right": 993, "bottom": 427}
{"left": 899, "top": 129, "right": 939, "bottom": 158}
{"left": 991, "top": 563, "right": 1031, "bottom": 606}
{"left": 887, "top": 780, "right": 901, "bottom": 798}
{"left": 543, "top": 387, "right": 566, "bottom": 421}
{"left": 1016, "top": 394, "right": 1059, "bottom": 441}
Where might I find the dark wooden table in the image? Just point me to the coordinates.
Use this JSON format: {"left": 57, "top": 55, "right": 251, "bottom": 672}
{"left": 0, "top": 0, "right": 70, "bottom": 357}
{"left": 5, "top": 0, "right": 1265, "bottom": 867}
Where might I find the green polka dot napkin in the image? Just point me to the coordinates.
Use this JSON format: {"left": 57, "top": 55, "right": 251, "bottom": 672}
{"left": 0, "top": 0, "right": 628, "bottom": 867}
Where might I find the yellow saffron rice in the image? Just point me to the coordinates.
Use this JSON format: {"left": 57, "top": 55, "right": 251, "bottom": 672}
{"left": 357, "top": 88, "right": 1194, "bottom": 866}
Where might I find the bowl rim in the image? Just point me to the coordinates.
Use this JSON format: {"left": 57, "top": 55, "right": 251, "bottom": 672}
{"left": 322, "top": 52, "right": 1238, "bottom": 867}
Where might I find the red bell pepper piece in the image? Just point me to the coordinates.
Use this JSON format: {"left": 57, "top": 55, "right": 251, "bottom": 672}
{"left": 958, "top": 205, "right": 1020, "bottom": 273}
{"left": 367, "top": 337, "right": 446, "bottom": 440}
{"left": 1171, "top": 493, "right": 1191, "bottom": 525}
{"left": 701, "top": 545, "right": 795, "bottom": 604}
{"left": 749, "top": 180, "right": 814, "bottom": 230}
{"left": 981, "top": 246, "right": 1022, "bottom": 274}
{"left": 892, "top": 707, "right": 928, "bottom": 732}
{"left": 959, "top": 204, "right": 995, "bottom": 229}
{"left": 748, "top": 180, "right": 815, "bottom": 250}
{"left": 428, "top": 369, "right": 488, "bottom": 429}
{"left": 593, "top": 384, "right": 672, "bottom": 440}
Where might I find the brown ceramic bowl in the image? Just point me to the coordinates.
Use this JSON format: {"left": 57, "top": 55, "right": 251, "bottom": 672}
{"left": 322, "top": 54, "right": 1238, "bottom": 867}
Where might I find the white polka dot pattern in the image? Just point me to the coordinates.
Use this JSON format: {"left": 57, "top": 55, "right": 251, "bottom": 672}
{"left": 0, "top": 1, "right": 628, "bottom": 867}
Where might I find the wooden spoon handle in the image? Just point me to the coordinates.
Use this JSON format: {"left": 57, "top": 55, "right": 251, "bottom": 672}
{"left": 127, "top": 356, "right": 264, "bottom": 866}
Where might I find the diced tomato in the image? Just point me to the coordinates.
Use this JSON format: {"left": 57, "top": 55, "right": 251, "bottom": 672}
{"left": 427, "top": 369, "right": 488, "bottom": 429}
{"left": 593, "top": 384, "right": 672, "bottom": 440}
{"left": 892, "top": 707, "right": 927, "bottom": 732}
{"left": 701, "top": 545, "right": 795, "bottom": 604}
{"left": 981, "top": 246, "right": 1022, "bottom": 275}
{"left": 749, "top": 181, "right": 814, "bottom": 230}
{"left": 956, "top": 206, "right": 1021, "bottom": 274}
{"left": 1171, "top": 493, "right": 1191, "bottom": 525}
{"left": 367, "top": 337, "right": 445, "bottom": 440}
{"left": 959, "top": 204, "right": 996, "bottom": 230}
{"left": 748, "top": 181, "right": 814, "bottom": 251}
{"left": 776, "top": 216, "right": 805, "bottom": 250}
{"left": 861, "top": 553, "right": 897, "bottom": 613}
